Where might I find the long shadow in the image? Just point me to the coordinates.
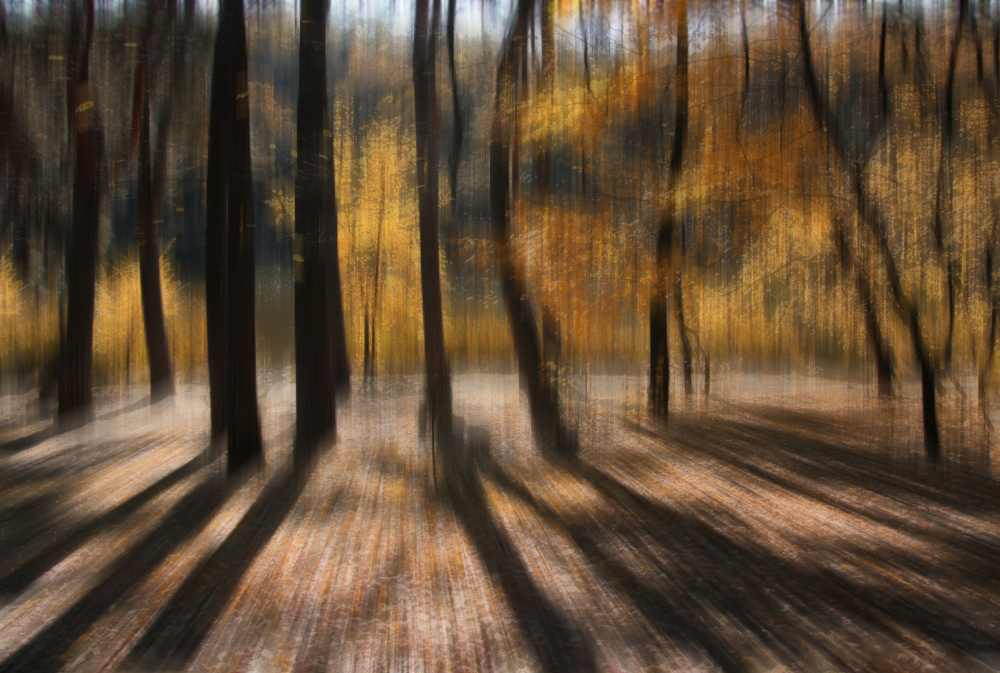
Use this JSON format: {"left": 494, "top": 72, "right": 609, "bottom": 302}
{"left": 442, "top": 425, "right": 597, "bottom": 673}
{"left": 0, "top": 494, "right": 59, "bottom": 573}
{"left": 126, "top": 455, "right": 314, "bottom": 670}
{"left": 559, "top": 445, "right": 1000, "bottom": 667}
{"left": 653, "top": 414, "right": 1000, "bottom": 577}
{"left": 0, "top": 434, "right": 173, "bottom": 484}
{"left": 689, "top": 420, "right": 1000, "bottom": 597}
{"left": 481, "top": 459, "right": 750, "bottom": 673}
{"left": 0, "top": 394, "right": 163, "bottom": 455}
{"left": 0, "top": 447, "right": 214, "bottom": 597}
{"left": 0, "top": 461, "right": 232, "bottom": 673}
{"left": 0, "top": 425, "right": 58, "bottom": 453}
{"left": 95, "top": 395, "right": 154, "bottom": 421}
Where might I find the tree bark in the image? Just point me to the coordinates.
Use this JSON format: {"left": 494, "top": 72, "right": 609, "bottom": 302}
{"left": 58, "top": 0, "right": 101, "bottom": 427}
{"left": 445, "top": 0, "right": 462, "bottom": 200}
{"left": 205, "top": 0, "right": 229, "bottom": 443}
{"left": 414, "top": 0, "right": 452, "bottom": 429}
{"left": 650, "top": 0, "right": 689, "bottom": 413}
{"left": 137, "top": 84, "right": 175, "bottom": 403}
{"left": 491, "top": 0, "right": 572, "bottom": 458}
{"left": 295, "top": 0, "right": 336, "bottom": 459}
{"left": 131, "top": 2, "right": 176, "bottom": 405}
{"left": 208, "top": 0, "right": 263, "bottom": 473}
{"left": 796, "top": 0, "right": 941, "bottom": 459}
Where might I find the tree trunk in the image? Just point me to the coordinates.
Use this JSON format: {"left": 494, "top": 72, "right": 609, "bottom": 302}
{"left": 58, "top": 0, "right": 101, "bottom": 428}
{"left": 137, "top": 84, "right": 175, "bottom": 403}
{"left": 650, "top": 0, "right": 689, "bottom": 413}
{"left": 832, "top": 217, "right": 893, "bottom": 397}
{"left": 491, "top": 0, "right": 572, "bottom": 458}
{"left": 294, "top": 0, "right": 336, "bottom": 459}
{"left": 414, "top": 0, "right": 452, "bottom": 429}
{"left": 796, "top": 0, "right": 941, "bottom": 458}
{"left": 649, "top": 227, "right": 669, "bottom": 417}
{"left": 445, "top": 0, "right": 462, "bottom": 200}
{"left": 208, "top": 0, "right": 263, "bottom": 474}
{"left": 205, "top": 0, "right": 229, "bottom": 443}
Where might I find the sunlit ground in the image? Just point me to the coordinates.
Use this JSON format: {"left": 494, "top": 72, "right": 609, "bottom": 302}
{"left": 1, "top": 374, "right": 999, "bottom": 672}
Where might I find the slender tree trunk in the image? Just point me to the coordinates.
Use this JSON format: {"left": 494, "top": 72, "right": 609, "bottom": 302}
{"left": 796, "top": 0, "right": 941, "bottom": 459}
{"left": 491, "top": 0, "right": 572, "bottom": 458}
{"left": 137, "top": 85, "right": 175, "bottom": 403}
{"left": 365, "top": 173, "right": 386, "bottom": 388}
{"left": 295, "top": 0, "right": 336, "bottom": 459}
{"left": 414, "top": 0, "right": 452, "bottom": 429}
{"left": 650, "top": 0, "right": 689, "bottom": 413}
{"left": 446, "top": 0, "right": 462, "bottom": 200}
{"left": 933, "top": 0, "right": 964, "bottom": 372}
{"left": 649, "top": 227, "right": 669, "bottom": 417}
{"left": 130, "top": 2, "right": 177, "bottom": 404}
{"left": 205, "top": 0, "right": 229, "bottom": 443}
{"left": 832, "top": 217, "right": 893, "bottom": 397}
{"left": 58, "top": 0, "right": 101, "bottom": 427}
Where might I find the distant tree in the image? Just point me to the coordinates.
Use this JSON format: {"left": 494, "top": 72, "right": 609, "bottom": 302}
{"left": 131, "top": 0, "right": 176, "bottom": 404}
{"left": 58, "top": 0, "right": 102, "bottom": 427}
{"left": 295, "top": 0, "right": 336, "bottom": 458}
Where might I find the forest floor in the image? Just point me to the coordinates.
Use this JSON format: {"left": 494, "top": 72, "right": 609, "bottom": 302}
{"left": 1, "top": 373, "right": 1000, "bottom": 673}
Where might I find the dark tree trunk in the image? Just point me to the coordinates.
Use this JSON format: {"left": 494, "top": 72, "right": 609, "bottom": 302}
{"left": 796, "top": 0, "right": 941, "bottom": 458}
{"left": 58, "top": 0, "right": 101, "bottom": 428}
{"left": 131, "top": 2, "right": 177, "bottom": 405}
{"left": 650, "top": 0, "right": 689, "bottom": 413}
{"left": 491, "top": 0, "right": 572, "bottom": 458}
{"left": 414, "top": 0, "right": 452, "bottom": 429}
{"left": 137, "top": 85, "right": 175, "bottom": 403}
{"left": 649, "top": 227, "right": 669, "bottom": 416}
{"left": 208, "top": 0, "right": 263, "bottom": 474}
{"left": 832, "top": 218, "right": 893, "bottom": 397}
{"left": 205, "top": 0, "right": 229, "bottom": 443}
{"left": 445, "top": 0, "right": 462, "bottom": 200}
{"left": 295, "top": 0, "right": 336, "bottom": 459}
{"left": 364, "top": 177, "right": 386, "bottom": 390}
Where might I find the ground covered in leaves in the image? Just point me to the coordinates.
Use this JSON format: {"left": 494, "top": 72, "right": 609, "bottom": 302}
{"left": 1, "top": 374, "right": 999, "bottom": 673}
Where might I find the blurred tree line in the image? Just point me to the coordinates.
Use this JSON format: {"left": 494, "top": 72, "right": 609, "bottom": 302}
{"left": 1, "top": 0, "right": 998, "bottom": 464}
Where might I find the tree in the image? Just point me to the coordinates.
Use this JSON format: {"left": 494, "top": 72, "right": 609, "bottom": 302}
{"left": 131, "top": 0, "right": 177, "bottom": 404}
{"left": 414, "top": 0, "right": 452, "bottom": 433}
{"left": 649, "top": 0, "right": 689, "bottom": 417}
{"left": 58, "top": 0, "right": 102, "bottom": 427}
{"left": 794, "top": 0, "right": 941, "bottom": 461}
{"left": 490, "top": 0, "right": 573, "bottom": 459}
{"left": 207, "top": 0, "right": 263, "bottom": 473}
{"left": 295, "top": 0, "right": 336, "bottom": 458}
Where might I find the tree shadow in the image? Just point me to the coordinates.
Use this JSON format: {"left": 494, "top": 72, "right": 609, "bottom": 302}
{"left": 125, "top": 452, "right": 313, "bottom": 670}
{"left": 95, "top": 394, "right": 154, "bottom": 421}
{"left": 0, "top": 494, "right": 59, "bottom": 575}
{"left": 440, "top": 422, "right": 598, "bottom": 673}
{"left": 0, "top": 459, "right": 233, "bottom": 673}
{"left": 0, "top": 425, "right": 59, "bottom": 453}
{"left": 0, "top": 446, "right": 215, "bottom": 598}
{"left": 478, "top": 413, "right": 1000, "bottom": 672}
